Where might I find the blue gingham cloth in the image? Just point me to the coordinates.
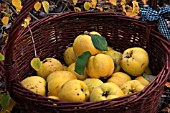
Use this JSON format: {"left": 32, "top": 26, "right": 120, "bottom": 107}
{"left": 140, "top": 6, "right": 170, "bottom": 39}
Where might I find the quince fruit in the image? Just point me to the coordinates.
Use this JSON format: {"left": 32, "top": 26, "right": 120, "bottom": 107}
{"left": 90, "top": 82, "right": 124, "bottom": 102}
{"left": 47, "top": 71, "right": 77, "bottom": 96}
{"left": 105, "top": 49, "right": 122, "bottom": 72}
{"left": 120, "top": 47, "right": 149, "bottom": 76}
{"left": 58, "top": 80, "right": 90, "bottom": 102}
{"left": 21, "top": 76, "right": 46, "bottom": 96}
{"left": 63, "top": 47, "right": 76, "bottom": 66}
{"left": 73, "top": 31, "right": 102, "bottom": 57}
{"left": 84, "top": 78, "right": 103, "bottom": 93}
{"left": 67, "top": 62, "right": 87, "bottom": 80}
{"left": 86, "top": 53, "right": 114, "bottom": 78}
{"left": 120, "top": 80, "right": 145, "bottom": 95}
{"left": 37, "top": 58, "right": 63, "bottom": 79}
{"left": 107, "top": 72, "right": 131, "bottom": 87}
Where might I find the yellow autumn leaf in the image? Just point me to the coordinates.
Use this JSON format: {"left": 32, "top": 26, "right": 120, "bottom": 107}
{"left": 121, "top": 0, "right": 126, "bottom": 5}
{"left": 74, "top": 7, "right": 81, "bottom": 12}
{"left": 109, "top": 0, "right": 117, "bottom": 6}
{"left": 84, "top": 2, "right": 92, "bottom": 10}
{"left": 142, "top": 0, "right": 148, "bottom": 5}
{"left": 42, "top": 1, "right": 50, "bottom": 13}
{"left": 132, "top": 1, "right": 140, "bottom": 14}
{"left": 98, "top": 0, "right": 102, "bottom": 2}
{"left": 96, "top": 7, "right": 103, "bottom": 12}
{"left": 22, "top": 17, "right": 31, "bottom": 28}
{"left": 72, "top": 0, "right": 78, "bottom": 5}
{"left": 34, "top": 1, "right": 42, "bottom": 11}
{"left": 2, "top": 16, "right": 9, "bottom": 25}
{"left": 12, "top": 0, "right": 22, "bottom": 12}
{"left": 91, "top": 0, "right": 97, "bottom": 8}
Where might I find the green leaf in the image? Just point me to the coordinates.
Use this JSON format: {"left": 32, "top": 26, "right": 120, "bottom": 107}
{"left": 143, "top": 73, "right": 156, "bottom": 82}
{"left": 0, "top": 91, "right": 11, "bottom": 110}
{"left": 0, "top": 53, "right": 5, "bottom": 61}
{"left": 91, "top": 34, "right": 108, "bottom": 51}
{"left": 30, "top": 57, "right": 42, "bottom": 71}
{"left": 75, "top": 51, "right": 91, "bottom": 75}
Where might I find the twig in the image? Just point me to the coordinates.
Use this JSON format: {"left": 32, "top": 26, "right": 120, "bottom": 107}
{"left": 29, "top": 13, "right": 39, "bottom": 21}
{"left": 27, "top": 24, "right": 37, "bottom": 57}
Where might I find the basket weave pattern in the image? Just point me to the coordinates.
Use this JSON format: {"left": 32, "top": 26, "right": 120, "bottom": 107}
{"left": 1, "top": 0, "right": 170, "bottom": 113}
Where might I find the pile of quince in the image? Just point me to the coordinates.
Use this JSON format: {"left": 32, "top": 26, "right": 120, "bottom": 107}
{"left": 21, "top": 31, "right": 156, "bottom": 102}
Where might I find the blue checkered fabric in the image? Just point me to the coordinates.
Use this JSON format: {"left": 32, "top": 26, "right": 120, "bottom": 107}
{"left": 140, "top": 6, "right": 170, "bottom": 39}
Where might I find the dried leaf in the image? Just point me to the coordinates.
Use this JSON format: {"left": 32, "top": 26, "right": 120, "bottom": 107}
{"left": 22, "top": 17, "right": 31, "bottom": 28}
{"left": 2, "top": 16, "right": 9, "bottom": 25}
{"left": 165, "top": 82, "right": 170, "bottom": 88}
{"left": 142, "top": 0, "right": 148, "bottom": 5}
{"left": 91, "top": 0, "right": 97, "bottom": 8}
{"left": 42, "top": 1, "right": 50, "bottom": 13}
{"left": 11, "top": 0, "right": 22, "bottom": 12}
{"left": 72, "top": 0, "right": 78, "bottom": 5}
{"left": 84, "top": 2, "right": 92, "bottom": 10}
{"left": 30, "top": 57, "right": 42, "bottom": 71}
{"left": 74, "top": 7, "right": 81, "bottom": 12}
{"left": 109, "top": 0, "right": 117, "bottom": 6}
{"left": 0, "top": 53, "right": 5, "bottom": 61}
{"left": 132, "top": 1, "right": 140, "bottom": 14}
{"left": 34, "top": 1, "right": 42, "bottom": 11}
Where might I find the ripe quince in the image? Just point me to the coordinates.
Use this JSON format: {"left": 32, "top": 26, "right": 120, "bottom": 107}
{"left": 47, "top": 71, "right": 77, "bottom": 96}
{"left": 58, "top": 80, "right": 90, "bottom": 102}
{"left": 120, "top": 80, "right": 145, "bottom": 95}
{"left": 67, "top": 62, "right": 87, "bottom": 80}
{"left": 73, "top": 31, "right": 102, "bottom": 57}
{"left": 107, "top": 72, "right": 131, "bottom": 87}
{"left": 63, "top": 47, "right": 76, "bottom": 66}
{"left": 90, "top": 82, "right": 124, "bottom": 102}
{"left": 86, "top": 53, "right": 114, "bottom": 78}
{"left": 21, "top": 76, "right": 46, "bottom": 96}
{"left": 120, "top": 47, "right": 149, "bottom": 76}
{"left": 37, "top": 58, "right": 63, "bottom": 79}
{"left": 105, "top": 49, "right": 122, "bottom": 72}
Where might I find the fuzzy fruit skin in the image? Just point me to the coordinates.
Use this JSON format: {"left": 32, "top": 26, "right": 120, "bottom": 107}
{"left": 73, "top": 31, "right": 102, "bottom": 57}
{"left": 120, "top": 47, "right": 149, "bottom": 77}
{"left": 90, "top": 83, "right": 124, "bottom": 102}
{"left": 120, "top": 80, "right": 145, "bottom": 95}
{"left": 47, "top": 71, "right": 77, "bottom": 96}
{"left": 135, "top": 76, "right": 150, "bottom": 87}
{"left": 21, "top": 76, "right": 46, "bottom": 96}
{"left": 105, "top": 49, "right": 122, "bottom": 72}
{"left": 67, "top": 63, "right": 87, "bottom": 80}
{"left": 37, "top": 58, "right": 63, "bottom": 79}
{"left": 86, "top": 54, "right": 114, "bottom": 78}
{"left": 107, "top": 72, "right": 131, "bottom": 87}
{"left": 58, "top": 80, "right": 90, "bottom": 102}
{"left": 84, "top": 78, "right": 103, "bottom": 93}
{"left": 63, "top": 47, "right": 76, "bottom": 66}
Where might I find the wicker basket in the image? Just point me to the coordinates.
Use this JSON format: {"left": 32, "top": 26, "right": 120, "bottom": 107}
{"left": 1, "top": 0, "right": 170, "bottom": 113}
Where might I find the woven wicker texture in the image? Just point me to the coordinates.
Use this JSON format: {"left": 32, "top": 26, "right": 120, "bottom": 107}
{"left": 1, "top": 0, "right": 170, "bottom": 113}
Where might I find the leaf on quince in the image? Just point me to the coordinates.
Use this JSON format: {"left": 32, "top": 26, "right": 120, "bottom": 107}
{"left": 143, "top": 73, "right": 156, "bottom": 82}
{"left": 0, "top": 53, "right": 5, "bottom": 61}
{"left": 91, "top": 34, "right": 108, "bottom": 51}
{"left": 30, "top": 57, "right": 42, "bottom": 71}
{"left": 11, "top": 0, "right": 22, "bottom": 12}
{"left": 34, "top": 1, "right": 42, "bottom": 11}
{"left": 0, "top": 91, "right": 11, "bottom": 110}
{"left": 84, "top": 2, "right": 92, "bottom": 10}
{"left": 2, "top": 16, "right": 9, "bottom": 25}
{"left": 42, "top": 1, "right": 50, "bottom": 13}
{"left": 75, "top": 51, "right": 91, "bottom": 75}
